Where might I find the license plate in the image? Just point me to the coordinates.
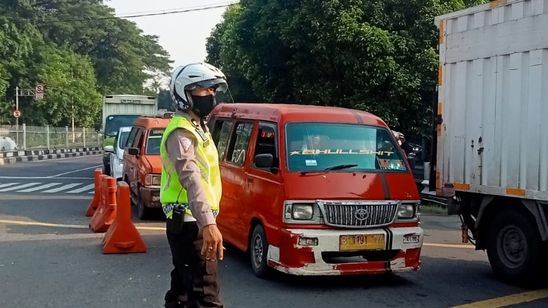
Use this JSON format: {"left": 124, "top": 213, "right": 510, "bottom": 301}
{"left": 339, "top": 234, "right": 385, "bottom": 251}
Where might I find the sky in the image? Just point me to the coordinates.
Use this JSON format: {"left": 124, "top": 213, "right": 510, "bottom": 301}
{"left": 105, "top": 0, "right": 236, "bottom": 69}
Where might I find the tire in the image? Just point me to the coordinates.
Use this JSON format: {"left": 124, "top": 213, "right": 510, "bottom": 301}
{"left": 137, "top": 193, "right": 150, "bottom": 220}
{"left": 249, "top": 224, "right": 270, "bottom": 278}
{"left": 486, "top": 209, "right": 544, "bottom": 284}
{"left": 103, "top": 160, "right": 111, "bottom": 176}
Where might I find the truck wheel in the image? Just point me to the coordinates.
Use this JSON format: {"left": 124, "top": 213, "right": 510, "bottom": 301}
{"left": 249, "top": 224, "right": 270, "bottom": 278}
{"left": 486, "top": 209, "right": 543, "bottom": 284}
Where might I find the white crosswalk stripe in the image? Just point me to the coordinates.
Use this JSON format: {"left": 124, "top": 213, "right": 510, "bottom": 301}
{"left": 0, "top": 183, "right": 20, "bottom": 189}
{"left": 43, "top": 183, "right": 82, "bottom": 193}
{"left": 0, "top": 182, "right": 41, "bottom": 192}
{"left": 67, "top": 184, "right": 95, "bottom": 194}
{"left": 0, "top": 182, "right": 95, "bottom": 194}
{"left": 18, "top": 183, "right": 62, "bottom": 192}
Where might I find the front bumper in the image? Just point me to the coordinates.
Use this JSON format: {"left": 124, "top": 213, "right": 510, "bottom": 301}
{"left": 139, "top": 186, "right": 161, "bottom": 208}
{"left": 267, "top": 226, "right": 423, "bottom": 275}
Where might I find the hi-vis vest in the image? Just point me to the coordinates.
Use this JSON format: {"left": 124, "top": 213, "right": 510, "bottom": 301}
{"left": 160, "top": 115, "right": 222, "bottom": 219}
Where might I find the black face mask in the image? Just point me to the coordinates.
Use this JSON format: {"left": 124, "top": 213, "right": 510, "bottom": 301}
{"left": 191, "top": 94, "right": 217, "bottom": 117}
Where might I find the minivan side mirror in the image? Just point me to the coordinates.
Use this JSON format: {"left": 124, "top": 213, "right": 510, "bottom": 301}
{"left": 254, "top": 153, "right": 273, "bottom": 169}
{"left": 127, "top": 147, "right": 140, "bottom": 156}
{"left": 104, "top": 145, "right": 114, "bottom": 153}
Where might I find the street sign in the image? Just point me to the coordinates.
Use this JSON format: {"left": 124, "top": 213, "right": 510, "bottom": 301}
{"left": 35, "top": 83, "right": 44, "bottom": 100}
{"left": 13, "top": 110, "right": 21, "bottom": 118}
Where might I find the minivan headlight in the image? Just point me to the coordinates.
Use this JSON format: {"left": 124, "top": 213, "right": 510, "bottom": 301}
{"left": 145, "top": 174, "right": 161, "bottom": 186}
{"left": 292, "top": 204, "right": 314, "bottom": 220}
{"left": 283, "top": 202, "right": 319, "bottom": 223}
{"left": 397, "top": 203, "right": 416, "bottom": 219}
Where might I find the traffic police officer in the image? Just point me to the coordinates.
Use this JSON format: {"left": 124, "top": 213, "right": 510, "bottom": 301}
{"left": 161, "top": 63, "right": 227, "bottom": 308}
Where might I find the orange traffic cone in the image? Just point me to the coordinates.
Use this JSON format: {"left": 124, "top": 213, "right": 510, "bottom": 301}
{"left": 102, "top": 182, "right": 146, "bottom": 254}
{"left": 89, "top": 176, "right": 117, "bottom": 233}
{"left": 86, "top": 169, "right": 103, "bottom": 217}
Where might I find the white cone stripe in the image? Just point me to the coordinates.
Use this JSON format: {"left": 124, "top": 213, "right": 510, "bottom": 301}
{"left": 67, "top": 184, "right": 95, "bottom": 194}
{"left": 0, "top": 183, "right": 20, "bottom": 189}
{"left": 18, "top": 183, "right": 63, "bottom": 192}
{"left": 0, "top": 182, "right": 42, "bottom": 192}
{"left": 43, "top": 183, "right": 82, "bottom": 193}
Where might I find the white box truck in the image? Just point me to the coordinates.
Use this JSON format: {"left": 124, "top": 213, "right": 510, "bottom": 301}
{"left": 435, "top": 0, "right": 548, "bottom": 283}
{"left": 102, "top": 95, "right": 158, "bottom": 175}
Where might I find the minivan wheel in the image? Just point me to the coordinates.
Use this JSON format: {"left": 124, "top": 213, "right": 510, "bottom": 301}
{"left": 137, "top": 196, "right": 150, "bottom": 220}
{"left": 250, "top": 224, "right": 270, "bottom": 278}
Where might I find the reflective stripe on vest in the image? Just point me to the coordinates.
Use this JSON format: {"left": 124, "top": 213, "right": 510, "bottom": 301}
{"left": 159, "top": 115, "right": 222, "bottom": 219}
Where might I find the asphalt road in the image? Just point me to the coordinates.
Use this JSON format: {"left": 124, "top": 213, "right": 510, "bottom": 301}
{"left": 0, "top": 155, "right": 547, "bottom": 307}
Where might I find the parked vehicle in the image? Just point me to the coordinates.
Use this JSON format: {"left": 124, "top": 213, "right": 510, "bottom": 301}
{"left": 105, "top": 126, "right": 132, "bottom": 180}
{"left": 102, "top": 95, "right": 158, "bottom": 175}
{"left": 122, "top": 116, "right": 170, "bottom": 219}
{"left": 209, "top": 103, "right": 423, "bottom": 277}
{"left": 433, "top": 0, "right": 548, "bottom": 283}
{"left": 0, "top": 136, "right": 17, "bottom": 151}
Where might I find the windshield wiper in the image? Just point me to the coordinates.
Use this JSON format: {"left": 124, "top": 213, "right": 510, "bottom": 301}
{"left": 324, "top": 164, "right": 358, "bottom": 171}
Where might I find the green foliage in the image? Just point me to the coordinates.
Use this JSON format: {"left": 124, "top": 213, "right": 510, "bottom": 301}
{"left": 28, "top": 44, "right": 102, "bottom": 127}
{"left": 207, "top": 0, "right": 488, "bottom": 137}
{"left": 0, "top": 0, "right": 172, "bottom": 126}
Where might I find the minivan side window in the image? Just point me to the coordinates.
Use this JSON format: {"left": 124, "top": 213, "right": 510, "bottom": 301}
{"left": 226, "top": 122, "right": 253, "bottom": 166}
{"left": 212, "top": 119, "right": 234, "bottom": 161}
{"left": 131, "top": 128, "right": 144, "bottom": 148}
{"left": 126, "top": 127, "right": 139, "bottom": 148}
{"left": 253, "top": 122, "right": 279, "bottom": 169}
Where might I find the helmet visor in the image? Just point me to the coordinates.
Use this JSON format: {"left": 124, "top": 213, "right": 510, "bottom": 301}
{"left": 186, "top": 78, "right": 228, "bottom": 93}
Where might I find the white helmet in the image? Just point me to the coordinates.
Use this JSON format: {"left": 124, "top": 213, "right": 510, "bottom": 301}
{"left": 169, "top": 62, "right": 228, "bottom": 112}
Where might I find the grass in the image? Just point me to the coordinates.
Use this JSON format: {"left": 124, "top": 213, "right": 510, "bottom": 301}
{"left": 419, "top": 202, "right": 448, "bottom": 216}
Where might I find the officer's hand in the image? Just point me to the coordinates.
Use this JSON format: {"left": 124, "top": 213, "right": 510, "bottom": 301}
{"left": 201, "top": 224, "right": 224, "bottom": 261}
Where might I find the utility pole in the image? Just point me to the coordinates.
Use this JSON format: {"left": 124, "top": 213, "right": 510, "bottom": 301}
{"left": 71, "top": 101, "right": 75, "bottom": 143}
{"left": 15, "top": 86, "right": 19, "bottom": 145}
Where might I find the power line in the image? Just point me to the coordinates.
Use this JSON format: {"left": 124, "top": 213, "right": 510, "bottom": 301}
{"left": 115, "top": 1, "right": 239, "bottom": 17}
{"left": 117, "top": 2, "right": 238, "bottom": 19}
{"left": 34, "top": 2, "right": 238, "bottom": 25}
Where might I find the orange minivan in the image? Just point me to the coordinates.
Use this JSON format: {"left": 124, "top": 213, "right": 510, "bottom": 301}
{"left": 123, "top": 116, "right": 171, "bottom": 219}
{"left": 209, "top": 103, "right": 423, "bottom": 277}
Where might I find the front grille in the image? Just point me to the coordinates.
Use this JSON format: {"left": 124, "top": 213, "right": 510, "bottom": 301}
{"left": 318, "top": 201, "right": 398, "bottom": 228}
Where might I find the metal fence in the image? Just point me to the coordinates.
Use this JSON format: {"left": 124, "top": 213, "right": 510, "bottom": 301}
{"left": 0, "top": 124, "right": 102, "bottom": 150}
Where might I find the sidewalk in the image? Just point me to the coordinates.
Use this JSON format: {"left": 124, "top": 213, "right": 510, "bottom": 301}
{"left": 0, "top": 147, "right": 102, "bottom": 165}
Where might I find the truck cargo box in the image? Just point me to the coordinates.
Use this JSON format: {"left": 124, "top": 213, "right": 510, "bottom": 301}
{"left": 436, "top": 0, "right": 548, "bottom": 202}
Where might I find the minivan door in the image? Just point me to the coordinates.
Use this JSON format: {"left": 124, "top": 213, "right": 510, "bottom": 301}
{"left": 215, "top": 120, "right": 253, "bottom": 249}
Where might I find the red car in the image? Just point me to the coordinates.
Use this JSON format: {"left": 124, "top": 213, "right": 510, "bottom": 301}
{"left": 123, "top": 116, "right": 170, "bottom": 219}
{"left": 209, "top": 103, "right": 423, "bottom": 277}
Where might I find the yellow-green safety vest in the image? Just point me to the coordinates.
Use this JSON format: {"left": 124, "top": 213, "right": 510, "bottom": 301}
{"left": 160, "top": 115, "right": 222, "bottom": 219}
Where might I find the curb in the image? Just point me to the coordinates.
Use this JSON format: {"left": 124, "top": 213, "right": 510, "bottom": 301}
{"left": 0, "top": 147, "right": 102, "bottom": 165}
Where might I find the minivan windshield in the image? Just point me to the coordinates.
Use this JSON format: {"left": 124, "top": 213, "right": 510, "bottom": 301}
{"left": 285, "top": 123, "right": 407, "bottom": 173}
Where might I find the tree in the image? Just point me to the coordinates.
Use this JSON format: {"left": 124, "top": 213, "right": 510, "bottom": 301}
{"left": 207, "top": 0, "right": 488, "bottom": 137}
{"left": 0, "top": 0, "right": 173, "bottom": 125}
{"left": 26, "top": 44, "right": 102, "bottom": 127}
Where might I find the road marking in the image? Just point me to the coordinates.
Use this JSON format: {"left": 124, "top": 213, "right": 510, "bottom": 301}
{"left": 51, "top": 165, "right": 102, "bottom": 177}
{"left": 452, "top": 289, "right": 548, "bottom": 308}
{"left": 66, "top": 183, "right": 95, "bottom": 193}
{"left": 18, "top": 182, "right": 62, "bottom": 192}
{"left": 0, "top": 182, "right": 19, "bottom": 189}
{"left": 0, "top": 219, "right": 166, "bottom": 231}
{"left": 0, "top": 176, "right": 93, "bottom": 180}
{"left": 0, "top": 219, "right": 88, "bottom": 229}
{"left": 23, "top": 154, "right": 102, "bottom": 163}
{"left": 423, "top": 242, "right": 475, "bottom": 249}
{"left": 0, "top": 182, "right": 41, "bottom": 192}
{"left": 43, "top": 183, "right": 82, "bottom": 193}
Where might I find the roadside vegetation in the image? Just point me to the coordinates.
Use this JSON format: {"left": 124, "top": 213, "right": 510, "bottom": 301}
{"left": 0, "top": 0, "right": 172, "bottom": 128}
